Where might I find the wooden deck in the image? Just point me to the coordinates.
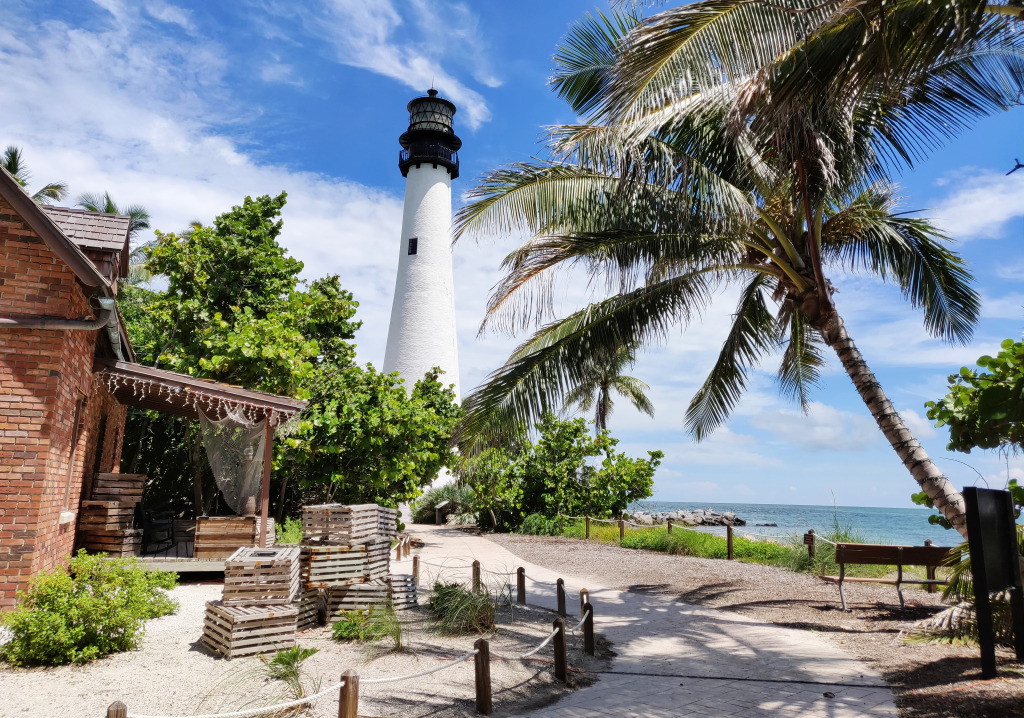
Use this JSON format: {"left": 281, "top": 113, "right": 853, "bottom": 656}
{"left": 136, "top": 540, "right": 227, "bottom": 573}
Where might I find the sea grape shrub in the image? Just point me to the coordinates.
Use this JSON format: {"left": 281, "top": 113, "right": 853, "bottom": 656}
{"left": 0, "top": 551, "right": 178, "bottom": 666}
{"left": 518, "top": 513, "right": 560, "bottom": 535}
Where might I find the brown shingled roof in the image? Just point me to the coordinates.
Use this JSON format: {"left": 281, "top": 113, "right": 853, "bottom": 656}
{"left": 41, "top": 206, "right": 131, "bottom": 253}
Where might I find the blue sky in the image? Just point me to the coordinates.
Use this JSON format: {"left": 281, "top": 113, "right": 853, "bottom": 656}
{"left": 3, "top": 0, "right": 1022, "bottom": 510}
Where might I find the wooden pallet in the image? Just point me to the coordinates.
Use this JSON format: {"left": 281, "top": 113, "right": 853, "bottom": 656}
{"left": 296, "top": 589, "right": 324, "bottom": 631}
{"left": 377, "top": 507, "right": 398, "bottom": 540}
{"left": 223, "top": 546, "right": 301, "bottom": 606}
{"left": 82, "top": 528, "right": 142, "bottom": 557}
{"left": 202, "top": 601, "right": 297, "bottom": 659}
{"left": 300, "top": 540, "right": 391, "bottom": 588}
{"left": 194, "top": 516, "right": 258, "bottom": 559}
{"left": 79, "top": 501, "right": 135, "bottom": 531}
{"left": 301, "top": 503, "right": 380, "bottom": 546}
{"left": 91, "top": 473, "right": 145, "bottom": 506}
{"left": 325, "top": 575, "right": 417, "bottom": 621}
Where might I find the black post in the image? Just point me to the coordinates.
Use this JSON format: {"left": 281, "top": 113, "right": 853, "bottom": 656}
{"left": 474, "top": 638, "right": 493, "bottom": 715}
{"left": 583, "top": 601, "right": 595, "bottom": 656}
{"left": 516, "top": 566, "right": 526, "bottom": 604}
{"left": 585, "top": 516, "right": 590, "bottom": 539}
{"left": 804, "top": 529, "right": 815, "bottom": 561}
{"left": 556, "top": 578, "right": 566, "bottom": 617}
{"left": 727, "top": 525, "right": 734, "bottom": 560}
{"left": 667, "top": 519, "right": 673, "bottom": 535}
{"left": 553, "top": 618, "right": 567, "bottom": 682}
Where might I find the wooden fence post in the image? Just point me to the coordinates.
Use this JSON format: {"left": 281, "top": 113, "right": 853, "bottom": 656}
{"left": 579, "top": 587, "right": 589, "bottom": 617}
{"left": 516, "top": 567, "right": 526, "bottom": 604}
{"left": 667, "top": 519, "right": 673, "bottom": 535}
{"left": 339, "top": 669, "right": 359, "bottom": 718}
{"left": 395, "top": 542, "right": 402, "bottom": 562}
{"left": 412, "top": 555, "right": 420, "bottom": 587}
{"left": 727, "top": 525, "right": 734, "bottom": 560}
{"left": 472, "top": 560, "right": 482, "bottom": 593}
{"left": 403, "top": 537, "right": 411, "bottom": 559}
{"left": 107, "top": 702, "right": 127, "bottom": 718}
{"left": 553, "top": 617, "right": 567, "bottom": 683}
{"left": 558, "top": 513, "right": 564, "bottom": 534}
{"left": 474, "top": 637, "right": 493, "bottom": 715}
{"left": 556, "top": 578, "right": 566, "bottom": 617}
{"left": 583, "top": 601, "right": 595, "bottom": 656}
{"left": 924, "top": 539, "right": 937, "bottom": 593}
{"left": 804, "top": 529, "right": 816, "bottom": 561}
{"left": 585, "top": 516, "right": 590, "bottom": 539}
{"left": 618, "top": 520, "right": 624, "bottom": 541}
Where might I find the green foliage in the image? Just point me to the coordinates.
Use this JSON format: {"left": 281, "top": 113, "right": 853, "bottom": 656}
{"left": 428, "top": 582, "right": 496, "bottom": 635}
{"left": 518, "top": 513, "right": 561, "bottom": 536}
{"left": 331, "top": 606, "right": 403, "bottom": 650}
{"left": 0, "top": 551, "right": 178, "bottom": 666}
{"left": 276, "top": 517, "right": 303, "bottom": 544}
{"left": 411, "top": 483, "right": 478, "bottom": 524}
{"left": 619, "top": 527, "right": 669, "bottom": 552}
{"left": 926, "top": 338, "right": 1024, "bottom": 453}
{"left": 261, "top": 645, "right": 320, "bottom": 699}
{"left": 462, "top": 414, "right": 661, "bottom": 530}
{"left": 288, "top": 364, "right": 461, "bottom": 507}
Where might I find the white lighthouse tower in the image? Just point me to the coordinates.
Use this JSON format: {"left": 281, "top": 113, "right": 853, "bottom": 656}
{"left": 383, "top": 89, "right": 462, "bottom": 399}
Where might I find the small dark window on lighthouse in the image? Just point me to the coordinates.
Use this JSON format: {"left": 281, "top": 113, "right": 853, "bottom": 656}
{"left": 408, "top": 237, "right": 418, "bottom": 255}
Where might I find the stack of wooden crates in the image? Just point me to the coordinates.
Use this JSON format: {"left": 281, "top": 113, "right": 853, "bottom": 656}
{"left": 202, "top": 545, "right": 301, "bottom": 659}
{"left": 77, "top": 473, "right": 145, "bottom": 556}
{"left": 300, "top": 504, "right": 417, "bottom": 625}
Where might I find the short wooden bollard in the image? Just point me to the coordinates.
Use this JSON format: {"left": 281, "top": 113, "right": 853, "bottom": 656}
{"left": 472, "top": 560, "right": 482, "bottom": 593}
{"left": 579, "top": 587, "right": 589, "bottom": 617}
{"left": 396, "top": 542, "right": 402, "bottom": 562}
{"left": 552, "top": 617, "right": 567, "bottom": 683}
{"left": 924, "top": 539, "right": 937, "bottom": 593}
{"left": 558, "top": 513, "right": 564, "bottom": 533}
{"left": 583, "top": 601, "right": 595, "bottom": 656}
{"left": 618, "top": 519, "right": 625, "bottom": 541}
{"left": 804, "top": 529, "right": 816, "bottom": 561}
{"left": 585, "top": 516, "right": 590, "bottom": 539}
{"left": 667, "top": 519, "right": 673, "bottom": 535}
{"left": 727, "top": 525, "right": 734, "bottom": 560}
{"left": 403, "top": 537, "right": 410, "bottom": 559}
{"left": 516, "top": 567, "right": 526, "bottom": 604}
{"left": 474, "top": 637, "right": 493, "bottom": 715}
{"left": 412, "top": 555, "right": 420, "bottom": 587}
{"left": 339, "top": 669, "right": 359, "bottom": 718}
{"left": 107, "top": 701, "right": 127, "bottom": 718}
{"left": 556, "top": 578, "right": 566, "bottom": 617}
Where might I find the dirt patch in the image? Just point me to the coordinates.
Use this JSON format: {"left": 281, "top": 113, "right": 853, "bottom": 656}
{"left": 485, "top": 533, "right": 1024, "bottom": 718}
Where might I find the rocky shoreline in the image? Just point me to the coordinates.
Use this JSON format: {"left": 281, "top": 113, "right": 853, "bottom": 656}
{"left": 626, "top": 508, "right": 746, "bottom": 527}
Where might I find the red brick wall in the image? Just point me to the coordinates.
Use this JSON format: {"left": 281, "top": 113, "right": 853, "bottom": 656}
{"left": 0, "top": 197, "right": 125, "bottom": 610}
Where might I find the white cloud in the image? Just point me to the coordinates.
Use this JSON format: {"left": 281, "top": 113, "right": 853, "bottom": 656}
{"left": 930, "top": 169, "right": 1024, "bottom": 241}
{"left": 898, "top": 409, "right": 937, "bottom": 440}
{"left": 145, "top": 1, "right": 193, "bottom": 31}
{"left": 261, "top": 60, "right": 303, "bottom": 86}
{"left": 982, "top": 292, "right": 1024, "bottom": 320}
{"left": 750, "top": 401, "right": 879, "bottom": 452}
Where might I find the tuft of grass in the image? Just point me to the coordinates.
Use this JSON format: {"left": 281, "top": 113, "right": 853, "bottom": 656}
{"left": 276, "top": 517, "right": 303, "bottom": 545}
{"left": 261, "top": 645, "right": 320, "bottom": 700}
{"left": 331, "top": 605, "right": 403, "bottom": 650}
{"left": 428, "top": 581, "right": 495, "bottom": 635}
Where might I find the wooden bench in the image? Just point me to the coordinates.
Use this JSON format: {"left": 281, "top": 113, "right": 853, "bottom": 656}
{"left": 821, "top": 542, "right": 954, "bottom": 610}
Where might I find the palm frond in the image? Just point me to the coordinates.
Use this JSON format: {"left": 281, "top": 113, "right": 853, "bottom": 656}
{"left": 775, "top": 302, "right": 824, "bottom": 410}
{"left": 32, "top": 182, "right": 68, "bottom": 204}
{"left": 551, "top": 10, "right": 639, "bottom": 116}
{"left": 611, "top": 374, "right": 656, "bottom": 417}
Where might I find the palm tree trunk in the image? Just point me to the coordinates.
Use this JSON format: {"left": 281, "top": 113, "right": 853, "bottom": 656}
{"left": 826, "top": 319, "right": 968, "bottom": 539}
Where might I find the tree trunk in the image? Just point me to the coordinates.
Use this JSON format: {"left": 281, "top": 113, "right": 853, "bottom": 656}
{"left": 825, "top": 319, "right": 968, "bottom": 538}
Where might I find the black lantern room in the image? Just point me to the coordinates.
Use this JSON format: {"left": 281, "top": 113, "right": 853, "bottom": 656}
{"left": 398, "top": 89, "right": 461, "bottom": 179}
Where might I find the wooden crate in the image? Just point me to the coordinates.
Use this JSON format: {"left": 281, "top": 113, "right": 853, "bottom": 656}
{"left": 194, "top": 516, "right": 258, "bottom": 559}
{"left": 325, "top": 575, "right": 417, "bottom": 622}
{"left": 377, "top": 507, "right": 398, "bottom": 540}
{"left": 91, "top": 473, "right": 145, "bottom": 506}
{"left": 301, "top": 503, "right": 380, "bottom": 546}
{"left": 202, "top": 601, "right": 297, "bottom": 659}
{"left": 300, "top": 540, "right": 391, "bottom": 588}
{"left": 223, "top": 546, "right": 301, "bottom": 606}
{"left": 296, "top": 589, "right": 324, "bottom": 631}
{"left": 82, "top": 528, "right": 142, "bottom": 557}
{"left": 79, "top": 501, "right": 135, "bottom": 531}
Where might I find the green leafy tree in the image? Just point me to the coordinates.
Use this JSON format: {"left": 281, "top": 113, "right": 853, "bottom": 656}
{"left": 563, "top": 345, "right": 654, "bottom": 434}
{"left": 455, "top": 3, "right": 1024, "bottom": 538}
{"left": 2, "top": 144, "right": 67, "bottom": 204}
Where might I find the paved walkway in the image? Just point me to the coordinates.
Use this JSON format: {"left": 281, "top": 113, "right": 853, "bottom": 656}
{"left": 402, "top": 524, "right": 897, "bottom": 718}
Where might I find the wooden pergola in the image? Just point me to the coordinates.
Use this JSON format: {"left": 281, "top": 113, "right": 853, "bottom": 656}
{"left": 94, "top": 359, "right": 306, "bottom": 547}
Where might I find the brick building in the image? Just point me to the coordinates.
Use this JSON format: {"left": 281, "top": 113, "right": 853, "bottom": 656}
{"left": 0, "top": 170, "right": 303, "bottom": 610}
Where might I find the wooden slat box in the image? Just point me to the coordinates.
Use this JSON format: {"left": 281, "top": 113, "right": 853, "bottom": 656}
{"left": 202, "top": 601, "right": 297, "bottom": 659}
{"left": 301, "top": 503, "right": 380, "bottom": 546}
{"left": 296, "top": 589, "right": 324, "bottom": 631}
{"left": 79, "top": 501, "right": 135, "bottom": 531}
{"left": 325, "top": 575, "right": 417, "bottom": 622}
{"left": 91, "top": 473, "right": 145, "bottom": 506}
{"left": 301, "top": 540, "right": 391, "bottom": 588}
{"left": 195, "top": 516, "right": 258, "bottom": 559}
{"left": 377, "top": 507, "right": 399, "bottom": 540}
{"left": 82, "top": 528, "right": 142, "bottom": 557}
{"left": 223, "top": 546, "right": 301, "bottom": 606}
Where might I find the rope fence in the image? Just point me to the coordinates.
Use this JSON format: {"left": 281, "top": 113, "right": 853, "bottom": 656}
{"left": 106, "top": 562, "right": 597, "bottom": 718}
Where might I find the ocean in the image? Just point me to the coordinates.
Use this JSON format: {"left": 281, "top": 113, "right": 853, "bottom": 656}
{"left": 627, "top": 501, "right": 969, "bottom": 547}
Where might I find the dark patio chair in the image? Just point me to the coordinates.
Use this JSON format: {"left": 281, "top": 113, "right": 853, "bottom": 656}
{"left": 136, "top": 504, "right": 174, "bottom": 555}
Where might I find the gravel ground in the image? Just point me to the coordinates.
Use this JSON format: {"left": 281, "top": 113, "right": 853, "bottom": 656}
{"left": 0, "top": 577, "right": 610, "bottom": 718}
{"left": 485, "top": 534, "right": 1024, "bottom": 718}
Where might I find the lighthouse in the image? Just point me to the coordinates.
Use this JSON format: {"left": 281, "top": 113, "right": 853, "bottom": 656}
{"left": 383, "top": 89, "right": 462, "bottom": 399}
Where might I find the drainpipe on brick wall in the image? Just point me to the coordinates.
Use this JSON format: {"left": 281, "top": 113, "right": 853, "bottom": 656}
{"left": 0, "top": 296, "right": 125, "bottom": 360}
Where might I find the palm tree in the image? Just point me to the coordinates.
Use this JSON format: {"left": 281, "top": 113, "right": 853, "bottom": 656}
{"left": 77, "top": 191, "right": 153, "bottom": 284}
{"left": 453, "top": 4, "right": 1024, "bottom": 538}
{"left": 2, "top": 145, "right": 68, "bottom": 204}
{"left": 563, "top": 345, "right": 654, "bottom": 434}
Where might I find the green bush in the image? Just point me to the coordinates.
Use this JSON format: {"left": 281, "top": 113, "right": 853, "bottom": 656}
{"left": 412, "top": 484, "right": 477, "bottom": 524}
{"left": 518, "top": 513, "right": 560, "bottom": 535}
{"left": 619, "top": 527, "right": 669, "bottom": 552}
{"left": 428, "top": 582, "right": 495, "bottom": 635}
{"left": 276, "top": 517, "right": 303, "bottom": 544}
{"left": 0, "top": 551, "right": 178, "bottom": 666}
{"left": 331, "top": 605, "right": 402, "bottom": 649}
